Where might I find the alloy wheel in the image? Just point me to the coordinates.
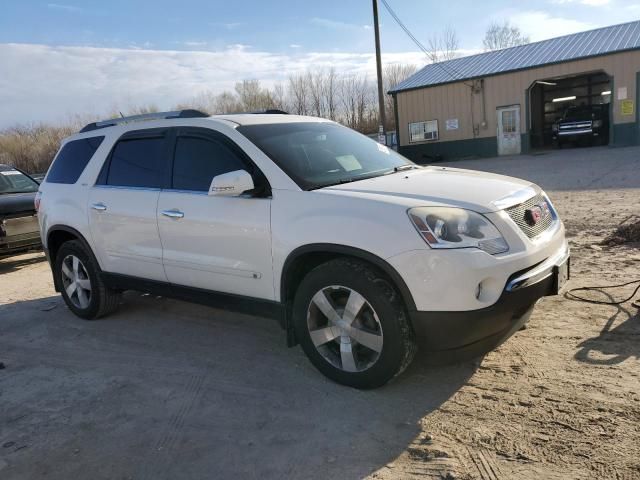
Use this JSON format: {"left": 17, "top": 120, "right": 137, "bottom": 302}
{"left": 61, "top": 254, "right": 92, "bottom": 309}
{"left": 306, "top": 285, "right": 383, "bottom": 373}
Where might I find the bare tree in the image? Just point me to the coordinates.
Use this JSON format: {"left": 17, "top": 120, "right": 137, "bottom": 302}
{"left": 175, "top": 90, "right": 242, "bottom": 114}
{"left": 288, "top": 73, "right": 310, "bottom": 115}
{"left": 305, "top": 68, "right": 339, "bottom": 119}
{"left": 339, "top": 74, "right": 373, "bottom": 131}
{"left": 383, "top": 63, "right": 417, "bottom": 131}
{"left": 234, "top": 80, "right": 275, "bottom": 111}
{"left": 271, "top": 82, "right": 287, "bottom": 111}
{"left": 325, "top": 68, "right": 338, "bottom": 121}
{"left": 483, "top": 21, "right": 530, "bottom": 51}
{"left": 308, "top": 71, "right": 325, "bottom": 117}
{"left": 427, "top": 26, "right": 459, "bottom": 63}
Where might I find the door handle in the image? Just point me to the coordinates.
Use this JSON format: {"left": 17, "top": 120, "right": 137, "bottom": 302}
{"left": 161, "top": 209, "right": 184, "bottom": 219}
{"left": 91, "top": 203, "right": 107, "bottom": 211}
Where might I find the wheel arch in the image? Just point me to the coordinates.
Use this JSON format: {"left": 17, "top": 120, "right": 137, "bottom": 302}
{"left": 46, "top": 225, "right": 101, "bottom": 292}
{"left": 280, "top": 243, "right": 417, "bottom": 346}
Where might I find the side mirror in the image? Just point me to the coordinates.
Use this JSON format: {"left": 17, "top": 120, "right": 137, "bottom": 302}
{"left": 208, "top": 169, "right": 255, "bottom": 197}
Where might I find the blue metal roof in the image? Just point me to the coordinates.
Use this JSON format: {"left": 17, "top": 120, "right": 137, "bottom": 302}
{"left": 390, "top": 21, "right": 640, "bottom": 93}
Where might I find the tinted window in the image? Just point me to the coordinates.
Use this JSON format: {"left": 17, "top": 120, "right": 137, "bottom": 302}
{"left": 107, "top": 137, "right": 166, "bottom": 188}
{"left": 172, "top": 136, "right": 247, "bottom": 191}
{"left": 0, "top": 167, "right": 39, "bottom": 194}
{"left": 46, "top": 136, "right": 104, "bottom": 184}
{"left": 237, "top": 123, "right": 412, "bottom": 190}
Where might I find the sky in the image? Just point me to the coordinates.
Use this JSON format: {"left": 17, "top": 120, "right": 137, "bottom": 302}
{"left": 1, "top": 0, "right": 638, "bottom": 128}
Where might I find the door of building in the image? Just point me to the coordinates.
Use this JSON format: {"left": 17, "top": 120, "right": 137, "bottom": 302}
{"left": 497, "top": 105, "right": 521, "bottom": 155}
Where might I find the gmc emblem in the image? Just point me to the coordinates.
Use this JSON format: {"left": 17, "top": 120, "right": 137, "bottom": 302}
{"left": 525, "top": 201, "right": 550, "bottom": 226}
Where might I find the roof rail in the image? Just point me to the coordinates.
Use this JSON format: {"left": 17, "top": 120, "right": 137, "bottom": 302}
{"left": 225, "top": 109, "right": 289, "bottom": 115}
{"left": 79, "top": 109, "right": 209, "bottom": 133}
{"left": 252, "top": 109, "right": 289, "bottom": 114}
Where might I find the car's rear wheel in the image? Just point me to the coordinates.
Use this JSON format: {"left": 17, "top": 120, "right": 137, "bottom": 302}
{"left": 55, "top": 240, "right": 121, "bottom": 319}
{"left": 293, "top": 258, "right": 416, "bottom": 389}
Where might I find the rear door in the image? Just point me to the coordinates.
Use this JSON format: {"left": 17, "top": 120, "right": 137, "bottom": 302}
{"left": 88, "top": 129, "right": 170, "bottom": 281}
{"left": 157, "top": 127, "right": 274, "bottom": 300}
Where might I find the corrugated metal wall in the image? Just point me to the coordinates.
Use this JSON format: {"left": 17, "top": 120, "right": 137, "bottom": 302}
{"left": 396, "top": 50, "right": 640, "bottom": 147}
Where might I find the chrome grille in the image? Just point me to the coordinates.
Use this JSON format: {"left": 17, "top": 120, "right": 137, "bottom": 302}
{"left": 505, "top": 193, "right": 554, "bottom": 239}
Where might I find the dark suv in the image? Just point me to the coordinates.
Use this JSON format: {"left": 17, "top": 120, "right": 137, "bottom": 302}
{"left": 552, "top": 104, "right": 609, "bottom": 147}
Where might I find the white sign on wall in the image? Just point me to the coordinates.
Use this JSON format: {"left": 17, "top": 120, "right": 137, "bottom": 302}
{"left": 445, "top": 118, "right": 459, "bottom": 130}
{"left": 617, "top": 87, "right": 627, "bottom": 100}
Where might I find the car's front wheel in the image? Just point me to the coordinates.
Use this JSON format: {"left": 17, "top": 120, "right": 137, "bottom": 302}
{"left": 293, "top": 258, "right": 416, "bottom": 389}
{"left": 55, "top": 240, "right": 121, "bottom": 319}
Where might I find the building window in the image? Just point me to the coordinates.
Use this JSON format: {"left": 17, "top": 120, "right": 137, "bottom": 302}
{"left": 409, "top": 120, "right": 438, "bottom": 143}
{"left": 501, "top": 110, "right": 517, "bottom": 134}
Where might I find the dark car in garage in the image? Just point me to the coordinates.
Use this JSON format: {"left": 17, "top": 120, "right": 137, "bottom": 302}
{"left": 0, "top": 164, "right": 41, "bottom": 257}
{"left": 552, "top": 104, "right": 610, "bottom": 147}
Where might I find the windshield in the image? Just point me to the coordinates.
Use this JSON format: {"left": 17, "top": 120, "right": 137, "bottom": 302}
{"left": 237, "top": 122, "right": 414, "bottom": 190}
{"left": 0, "top": 167, "right": 39, "bottom": 194}
{"left": 562, "top": 105, "right": 604, "bottom": 121}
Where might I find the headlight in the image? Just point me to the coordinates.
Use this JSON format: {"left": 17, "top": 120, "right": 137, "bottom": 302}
{"left": 592, "top": 120, "right": 602, "bottom": 128}
{"left": 552, "top": 123, "right": 559, "bottom": 133}
{"left": 408, "top": 207, "right": 509, "bottom": 254}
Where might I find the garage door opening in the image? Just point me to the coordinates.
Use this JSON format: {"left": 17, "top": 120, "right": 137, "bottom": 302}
{"left": 529, "top": 72, "right": 611, "bottom": 150}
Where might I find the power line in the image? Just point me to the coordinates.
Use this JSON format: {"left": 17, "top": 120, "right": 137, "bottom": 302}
{"left": 379, "top": 0, "right": 469, "bottom": 83}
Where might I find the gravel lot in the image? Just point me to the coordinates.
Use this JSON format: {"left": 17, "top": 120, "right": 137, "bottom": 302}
{"left": 1, "top": 145, "right": 639, "bottom": 479}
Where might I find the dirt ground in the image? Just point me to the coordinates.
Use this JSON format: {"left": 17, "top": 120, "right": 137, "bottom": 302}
{"left": 1, "top": 145, "right": 639, "bottom": 479}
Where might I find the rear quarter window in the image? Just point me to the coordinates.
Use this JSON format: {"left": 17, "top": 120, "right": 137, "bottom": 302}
{"left": 46, "top": 136, "right": 105, "bottom": 184}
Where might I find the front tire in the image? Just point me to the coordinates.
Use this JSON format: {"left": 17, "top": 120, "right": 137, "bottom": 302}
{"left": 293, "top": 258, "right": 416, "bottom": 389}
{"left": 55, "top": 240, "right": 121, "bottom": 320}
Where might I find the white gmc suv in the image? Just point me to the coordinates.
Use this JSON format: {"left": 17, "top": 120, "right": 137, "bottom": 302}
{"left": 37, "top": 110, "right": 569, "bottom": 389}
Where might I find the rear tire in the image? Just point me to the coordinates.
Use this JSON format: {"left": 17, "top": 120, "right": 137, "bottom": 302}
{"left": 55, "top": 240, "right": 121, "bottom": 320}
{"left": 293, "top": 258, "right": 416, "bottom": 389}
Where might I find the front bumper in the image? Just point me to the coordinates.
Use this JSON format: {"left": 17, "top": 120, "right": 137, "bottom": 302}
{"left": 409, "top": 247, "right": 569, "bottom": 360}
{"left": 0, "top": 232, "right": 41, "bottom": 257}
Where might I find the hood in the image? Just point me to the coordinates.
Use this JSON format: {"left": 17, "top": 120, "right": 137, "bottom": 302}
{"left": 0, "top": 191, "right": 37, "bottom": 217}
{"left": 321, "top": 166, "right": 536, "bottom": 213}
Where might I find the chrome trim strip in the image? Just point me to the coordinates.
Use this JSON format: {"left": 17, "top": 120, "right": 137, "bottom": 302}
{"left": 161, "top": 189, "right": 209, "bottom": 196}
{"left": 93, "top": 185, "right": 161, "bottom": 192}
{"left": 558, "top": 128, "right": 592, "bottom": 136}
{"left": 492, "top": 186, "right": 538, "bottom": 210}
{"left": 162, "top": 258, "right": 262, "bottom": 279}
{"left": 506, "top": 246, "right": 570, "bottom": 292}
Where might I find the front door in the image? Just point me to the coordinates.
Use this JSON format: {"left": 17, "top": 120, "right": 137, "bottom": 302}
{"left": 88, "top": 129, "right": 171, "bottom": 282}
{"left": 497, "top": 105, "right": 521, "bottom": 155}
{"left": 157, "top": 128, "right": 274, "bottom": 300}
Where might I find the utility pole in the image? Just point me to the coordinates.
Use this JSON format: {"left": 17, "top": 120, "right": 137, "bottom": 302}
{"left": 372, "top": 0, "right": 386, "bottom": 144}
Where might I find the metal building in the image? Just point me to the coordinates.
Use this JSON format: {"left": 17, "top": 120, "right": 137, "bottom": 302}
{"left": 389, "top": 21, "right": 640, "bottom": 161}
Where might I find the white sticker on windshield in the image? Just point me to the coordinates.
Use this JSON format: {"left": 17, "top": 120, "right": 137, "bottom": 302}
{"left": 0, "top": 170, "right": 21, "bottom": 176}
{"left": 335, "top": 155, "right": 362, "bottom": 172}
{"left": 377, "top": 143, "right": 390, "bottom": 155}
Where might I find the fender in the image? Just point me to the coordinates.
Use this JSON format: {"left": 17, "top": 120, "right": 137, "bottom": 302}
{"left": 280, "top": 243, "right": 418, "bottom": 346}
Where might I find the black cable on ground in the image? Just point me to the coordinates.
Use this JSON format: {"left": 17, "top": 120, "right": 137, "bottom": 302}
{"left": 565, "top": 279, "right": 640, "bottom": 306}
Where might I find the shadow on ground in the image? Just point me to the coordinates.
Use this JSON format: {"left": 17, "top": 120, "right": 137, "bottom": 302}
{"left": 0, "top": 251, "right": 45, "bottom": 275}
{"left": 0, "top": 293, "right": 475, "bottom": 479}
{"left": 574, "top": 304, "right": 639, "bottom": 365}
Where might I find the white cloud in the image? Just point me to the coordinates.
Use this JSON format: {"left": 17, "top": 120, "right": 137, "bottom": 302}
{"left": 289, "top": 44, "right": 302, "bottom": 48}
{"left": 0, "top": 43, "right": 428, "bottom": 128}
{"left": 210, "top": 22, "right": 245, "bottom": 30}
{"left": 550, "top": 0, "right": 611, "bottom": 5}
{"left": 310, "top": 18, "right": 370, "bottom": 31}
{"left": 507, "top": 11, "right": 596, "bottom": 41}
{"left": 181, "top": 41, "right": 208, "bottom": 47}
{"left": 47, "top": 3, "right": 82, "bottom": 12}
